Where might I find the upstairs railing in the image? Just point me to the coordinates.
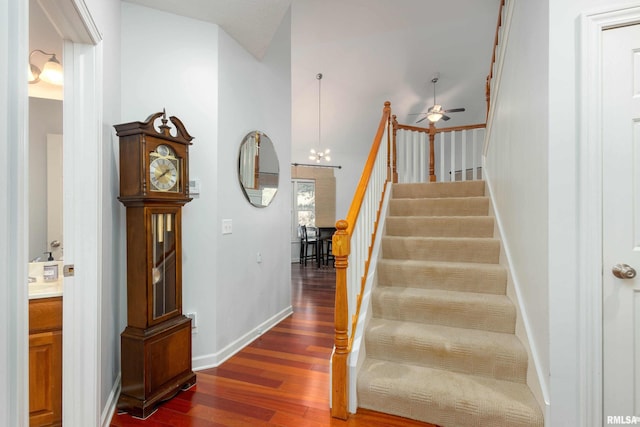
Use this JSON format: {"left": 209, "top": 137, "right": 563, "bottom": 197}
{"left": 393, "top": 120, "right": 486, "bottom": 183}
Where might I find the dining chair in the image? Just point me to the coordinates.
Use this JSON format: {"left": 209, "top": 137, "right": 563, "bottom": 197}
{"left": 299, "top": 225, "right": 320, "bottom": 266}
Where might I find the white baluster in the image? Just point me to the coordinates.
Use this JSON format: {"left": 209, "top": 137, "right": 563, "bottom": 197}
{"left": 450, "top": 131, "right": 456, "bottom": 182}
{"left": 461, "top": 130, "right": 467, "bottom": 181}
{"left": 439, "top": 132, "right": 445, "bottom": 183}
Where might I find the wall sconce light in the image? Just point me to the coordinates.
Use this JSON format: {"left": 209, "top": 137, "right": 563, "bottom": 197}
{"left": 28, "top": 49, "right": 63, "bottom": 85}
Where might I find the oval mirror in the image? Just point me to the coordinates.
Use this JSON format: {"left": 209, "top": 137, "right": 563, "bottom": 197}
{"left": 238, "top": 130, "right": 279, "bottom": 207}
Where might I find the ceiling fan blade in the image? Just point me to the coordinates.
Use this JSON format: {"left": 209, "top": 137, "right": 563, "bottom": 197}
{"left": 441, "top": 114, "right": 451, "bottom": 121}
{"left": 415, "top": 116, "right": 428, "bottom": 124}
{"left": 444, "top": 107, "right": 465, "bottom": 113}
{"left": 408, "top": 113, "right": 427, "bottom": 116}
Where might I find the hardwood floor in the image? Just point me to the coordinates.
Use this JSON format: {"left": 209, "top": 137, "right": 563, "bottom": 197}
{"left": 110, "top": 264, "right": 437, "bottom": 427}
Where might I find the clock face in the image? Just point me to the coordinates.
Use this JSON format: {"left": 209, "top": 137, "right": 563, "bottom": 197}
{"left": 149, "top": 145, "right": 180, "bottom": 192}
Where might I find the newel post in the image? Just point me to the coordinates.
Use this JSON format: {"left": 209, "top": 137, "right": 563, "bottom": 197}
{"left": 331, "top": 219, "right": 350, "bottom": 419}
{"left": 384, "top": 101, "right": 392, "bottom": 182}
{"left": 428, "top": 122, "right": 436, "bottom": 182}
{"left": 391, "top": 114, "right": 399, "bottom": 183}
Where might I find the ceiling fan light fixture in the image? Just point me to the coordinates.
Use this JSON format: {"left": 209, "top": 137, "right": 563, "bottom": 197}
{"left": 427, "top": 111, "right": 443, "bottom": 122}
{"left": 427, "top": 104, "right": 443, "bottom": 122}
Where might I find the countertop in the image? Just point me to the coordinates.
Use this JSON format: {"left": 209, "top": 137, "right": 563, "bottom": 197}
{"left": 29, "top": 280, "right": 63, "bottom": 299}
{"left": 28, "top": 261, "right": 63, "bottom": 299}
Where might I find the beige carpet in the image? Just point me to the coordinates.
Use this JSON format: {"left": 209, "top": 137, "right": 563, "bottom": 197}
{"left": 357, "top": 181, "right": 543, "bottom": 427}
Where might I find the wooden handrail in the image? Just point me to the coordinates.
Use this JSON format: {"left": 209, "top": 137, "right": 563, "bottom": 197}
{"left": 486, "top": 0, "right": 506, "bottom": 119}
{"left": 344, "top": 101, "right": 391, "bottom": 232}
{"left": 396, "top": 122, "right": 487, "bottom": 134}
{"left": 331, "top": 101, "right": 391, "bottom": 420}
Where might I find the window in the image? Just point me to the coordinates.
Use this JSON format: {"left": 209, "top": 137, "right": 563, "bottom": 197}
{"left": 292, "top": 179, "right": 315, "bottom": 237}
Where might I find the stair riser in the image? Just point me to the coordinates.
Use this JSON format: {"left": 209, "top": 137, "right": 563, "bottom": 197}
{"left": 389, "top": 197, "right": 490, "bottom": 216}
{"left": 372, "top": 291, "right": 515, "bottom": 333}
{"left": 392, "top": 181, "right": 486, "bottom": 199}
{"left": 385, "top": 216, "right": 495, "bottom": 238}
{"left": 377, "top": 262, "right": 507, "bottom": 294}
{"left": 382, "top": 237, "right": 501, "bottom": 264}
{"left": 357, "top": 360, "right": 543, "bottom": 427}
{"left": 365, "top": 328, "right": 527, "bottom": 383}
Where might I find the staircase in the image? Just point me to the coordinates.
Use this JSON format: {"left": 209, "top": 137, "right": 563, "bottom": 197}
{"left": 357, "top": 181, "right": 543, "bottom": 427}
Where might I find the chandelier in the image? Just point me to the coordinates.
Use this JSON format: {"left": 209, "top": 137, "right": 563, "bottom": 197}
{"left": 309, "top": 73, "right": 331, "bottom": 163}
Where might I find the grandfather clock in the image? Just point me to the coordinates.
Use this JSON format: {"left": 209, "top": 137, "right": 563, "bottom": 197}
{"left": 115, "top": 110, "right": 196, "bottom": 418}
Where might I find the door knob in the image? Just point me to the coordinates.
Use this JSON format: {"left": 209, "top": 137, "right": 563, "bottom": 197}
{"left": 612, "top": 264, "right": 637, "bottom": 279}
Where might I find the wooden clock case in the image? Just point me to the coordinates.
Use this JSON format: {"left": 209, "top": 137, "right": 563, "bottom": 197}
{"left": 114, "top": 111, "right": 196, "bottom": 419}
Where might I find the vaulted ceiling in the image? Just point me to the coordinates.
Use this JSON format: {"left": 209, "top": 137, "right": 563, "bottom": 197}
{"left": 31, "top": 0, "right": 501, "bottom": 150}
{"left": 122, "top": 0, "right": 500, "bottom": 129}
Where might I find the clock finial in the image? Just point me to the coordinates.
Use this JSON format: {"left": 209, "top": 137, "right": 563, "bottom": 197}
{"left": 159, "top": 108, "right": 171, "bottom": 136}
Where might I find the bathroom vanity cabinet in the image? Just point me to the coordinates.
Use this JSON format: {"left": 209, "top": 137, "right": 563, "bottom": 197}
{"left": 29, "top": 296, "right": 62, "bottom": 427}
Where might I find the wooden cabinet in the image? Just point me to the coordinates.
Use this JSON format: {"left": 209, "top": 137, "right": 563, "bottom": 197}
{"left": 29, "top": 297, "right": 62, "bottom": 427}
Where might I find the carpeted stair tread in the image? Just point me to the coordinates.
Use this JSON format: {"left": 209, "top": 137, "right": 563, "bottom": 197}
{"left": 393, "top": 180, "right": 486, "bottom": 199}
{"left": 376, "top": 259, "right": 507, "bottom": 294}
{"left": 372, "top": 286, "right": 515, "bottom": 333}
{"left": 385, "top": 216, "right": 495, "bottom": 238}
{"left": 358, "top": 358, "right": 543, "bottom": 427}
{"left": 365, "top": 318, "right": 528, "bottom": 383}
{"left": 389, "top": 196, "right": 490, "bottom": 216}
{"left": 357, "top": 181, "right": 542, "bottom": 425}
{"left": 382, "top": 236, "right": 501, "bottom": 264}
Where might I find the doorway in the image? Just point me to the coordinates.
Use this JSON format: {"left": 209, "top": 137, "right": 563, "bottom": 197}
{"left": 581, "top": 6, "right": 640, "bottom": 426}
{"left": 601, "top": 22, "right": 640, "bottom": 422}
{"left": 28, "top": 2, "right": 64, "bottom": 424}
{"left": 24, "top": 0, "right": 104, "bottom": 425}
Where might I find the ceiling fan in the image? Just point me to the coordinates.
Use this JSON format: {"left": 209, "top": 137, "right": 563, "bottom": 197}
{"left": 411, "top": 74, "right": 466, "bottom": 124}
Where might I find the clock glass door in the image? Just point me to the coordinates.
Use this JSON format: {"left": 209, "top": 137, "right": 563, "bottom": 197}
{"left": 151, "top": 209, "right": 179, "bottom": 319}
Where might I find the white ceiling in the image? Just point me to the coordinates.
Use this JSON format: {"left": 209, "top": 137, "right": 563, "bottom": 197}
{"left": 31, "top": 0, "right": 501, "bottom": 130}
{"left": 122, "top": 0, "right": 500, "bottom": 127}
{"left": 122, "top": 0, "right": 293, "bottom": 60}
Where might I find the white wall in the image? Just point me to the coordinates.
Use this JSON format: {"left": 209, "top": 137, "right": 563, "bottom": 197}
{"left": 121, "top": 3, "right": 292, "bottom": 370}
{"left": 484, "top": 0, "right": 550, "bottom": 402}
{"left": 215, "top": 10, "right": 292, "bottom": 358}
{"left": 89, "top": 0, "right": 124, "bottom": 417}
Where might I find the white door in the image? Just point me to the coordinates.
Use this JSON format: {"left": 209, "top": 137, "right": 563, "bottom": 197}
{"left": 602, "top": 23, "right": 640, "bottom": 421}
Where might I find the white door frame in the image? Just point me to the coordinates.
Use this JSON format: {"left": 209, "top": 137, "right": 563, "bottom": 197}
{"left": 62, "top": 36, "right": 104, "bottom": 426}
{"left": 4, "top": 0, "right": 103, "bottom": 425}
{"left": 1, "top": 0, "right": 30, "bottom": 425}
{"left": 580, "top": 5, "right": 640, "bottom": 426}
